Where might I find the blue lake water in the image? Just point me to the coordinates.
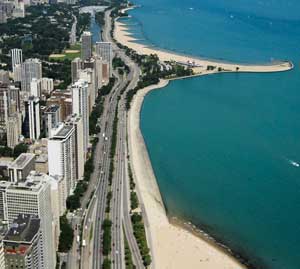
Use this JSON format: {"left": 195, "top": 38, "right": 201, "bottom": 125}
{"left": 124, "top": 0, "right": 300, "bottom": 268}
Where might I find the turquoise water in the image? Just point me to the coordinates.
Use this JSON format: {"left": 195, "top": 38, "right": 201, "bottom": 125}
{"left": 126, "top": 0, "right": 300, "bottom": 268}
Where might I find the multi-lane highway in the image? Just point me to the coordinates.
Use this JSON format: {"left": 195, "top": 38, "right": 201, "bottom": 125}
{"left": 77, "top": 7, "right": 145, "bottom": 269}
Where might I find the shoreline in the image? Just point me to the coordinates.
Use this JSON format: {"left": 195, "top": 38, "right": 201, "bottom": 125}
{"left": 115, "top": 6, "right": 293, "bottom": 75}
{"left": 127, "top": 78, "right": 247, "bottom": 269}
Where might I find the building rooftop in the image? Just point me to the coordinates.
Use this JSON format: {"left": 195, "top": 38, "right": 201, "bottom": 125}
{"left": 8, "top": 153, "right": 35, "bottom": 170}
{"left": 7, "top": 174, "right": 46, "bottom": 192}
{"left": 54, "top": 124, "right": 73, "bottom": 138}
{"left": 4, "top": 214, "right": 40, "bottom": 244}
{"left": 45, "top": 104, "right": 60, "bottom": 113}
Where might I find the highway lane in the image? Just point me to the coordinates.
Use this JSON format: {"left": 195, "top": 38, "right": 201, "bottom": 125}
{"left": 103, "top": 8, "right": 145, "bottom": 269}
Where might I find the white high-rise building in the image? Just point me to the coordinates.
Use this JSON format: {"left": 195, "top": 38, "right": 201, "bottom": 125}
{"left": 71, "top": 79, "right": 89, "bottom": 159}
{"left": 30, "top": 78, "right": 42, "bottom": 97}
{"left": 11, "top": 48, "right": 22, "bottom": 69}
{"left": 40, "top": 77, "right": 54, "bottom": 94}
{"left": 71, "top": 57, "right": 82, "bottom": 83}
{"left": 48, "top": 123, "right": 77, "bottom": 195}
{"left": 21, "top": 58, "right": 42, "bottom": 92}
{"left": 11, "top": 49, "right": 23, "bottom": 83}
{"left": 6, "top": 177, "right": 56, "bottom": 269}
{"left": 79, "top": 68, "right": 96, "bottom": 113}
{"left": 27, "top": 171, "right": 65, "bottom": 251}
{"left": 81, "top": 31, "right": 92, "bottom": 61}
{"left": 13, "top": 63, "right": 22, "bottom": 82}
{"left": 44, "top": 104, "right": 60, "bottom": 137}
{"left": 23, "top": 96, "right": 40, "bottom": 141}
{"left": 6, "top": 112, "right": 22, "bottom": 148}
{"left": 66, "top": 114, "right": 84, "bottom": 181}
{"left": 95, "top": 42, "right": 113, "bottom": 77}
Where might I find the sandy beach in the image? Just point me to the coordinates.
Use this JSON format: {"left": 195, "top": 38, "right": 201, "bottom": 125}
{"left": 115, "top": 20, "right": 293, "bottom": 74}
{"left": 127, "top": 79, "right": 247, "bottom": 269}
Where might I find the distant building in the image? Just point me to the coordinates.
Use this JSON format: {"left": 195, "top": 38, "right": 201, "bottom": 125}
{"left": 40, "top": 78, "right": 53, "bottom": 94}
{"left": 6, "top": 177, "right": 56, "bottom": 268}
{"left": 30, "top": 78, "right": 41, "bottom": 98}
{"left": 3, "top": 214, "right": 41, "bottom": 269}
{"left": 6, "top": 112, "right": 22, "bottom": 148}
{"left": 44, "top": 104, "right": 60, "bottom": 137}
{"left": 66, "top": 114, "right": 84, "bottom": 181}
{"left": 21, "top": 59, "right": 42, "bottom": 92}
{"left": 71, "top": 57, "right": 82, "bottom": 83}
{"left": 81, "top": 31, "right": 92, "bottom": 61}
{"left": 22, "top": 96, "right": 40, "bottom": 141}
{"left": 71, "top": 79, "right": 89, "bottom": 159}
{"left": 48, "top": 123, "right": 77, "bottom": 195}
{"left": 79, "top": 68, "right": 96, "bottom": 113}
{"left": 11, "top": 49, "right": 22, "bottom": 69}
{"left": 7, "top": 153, "right": 36, "bottom": 183}
{"left": 13, "top": 64, "right": 22, "bottom": 82}
{"left": 95, "top": 42, "right": 113, "bottom": 77}
{"left": 47, "top": 89, "right": 72, "bottom": 121}
{"left": 0, "top": 70, "right": 9, "bottom": 84}
{"left": 0, "top": 83, "right": 10, "bottom": 131}
{"left": 0, "top": 158, "right": 13, "bottom": 181}
{"left": 0, "top": 181, "right": 11, "bottom": 220}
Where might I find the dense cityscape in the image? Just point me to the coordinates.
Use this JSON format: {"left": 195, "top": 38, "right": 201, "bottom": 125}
{"left": 0, "top": 0, "right": 294, "bottom": 268}
{"left": 0, "top": 0, "right": 194, "bottom": 267}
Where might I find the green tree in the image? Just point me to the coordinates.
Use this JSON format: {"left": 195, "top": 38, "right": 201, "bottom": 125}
{"left": 58, "top": 215, "right": 74, "bottom": 253}
{"left": 13, "top": 143, "right": 28, "bottom": 158}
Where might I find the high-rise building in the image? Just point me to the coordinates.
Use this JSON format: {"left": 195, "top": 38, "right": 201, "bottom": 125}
{"left": 71, "top": 57, "right": 82, "bottom": 83}
{"left": 66, "top": 114, "right": 84, "bottom": 181}
{"left": 8, "top": 85, "right": 20, "bottom": 113}
{"left": 3, "top": 214, "right": 41, "bottom": 269}
{"left": 0, "top": 70, "right": 9, "bottom": 84}
{"left": 22, "top": 96, "right": 40, "bottom": 141}
{"left": 0, "top": 83, "right": 9, "bottom": 131}
{"left": 44, "top": 104, "right": 60, "bottom": 137}
{"left": 0, "top": 181, "right": 11, "bottom": 221}
{"left": 11, "top": 49, "right": 22, "bottom": 69}
{"left": 79, "top": 68, "right": 96, "bottom": 113}
{"left": 81, "top": 31, "right": 92, "bottom": 61}
{"left": 48, "top": 123, "right": 77, "bottom": 194}
{"left": 71, "top": 79, "right": 89, "bottom": 158}
{"left": 94, "top": 55, "right": 103, "bottom": 90}
{"left": 6, "top": 112, "right": 22, "bottom": 148}
{"left": 40, "top": 78, "right": 53, "bottom": 94}
{"left": 95, "top": 42, "right": 113, "bottom": 77}
{"left": 13, "top": 64, "right": 22, "bottom": 82}
{"left": 21, "top": 59, "right": 42, "bottom": 92}
{"left": 7, "top": 153, "right": 36, "bottom": 183}
{"left": 30, "top": 78, "right": 41, "bottom": 98}
{"left": 6, "top": 178, "right": 56, "bottom": 268}
{"left": 26, "top": 171, "right": 64, "bottom": 251}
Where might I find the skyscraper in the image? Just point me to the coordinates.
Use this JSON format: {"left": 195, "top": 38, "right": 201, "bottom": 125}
{"left": 95, "top": 42, "right": 113, "bottom": 77}
{"left": 71, "top": 57, "right": 82, "bottom": 83}
{"left": 22, "top": 96, "right": 40, "bottom": 141}
{"left": 11, "top": 49, "right": 23, "bottom": 83}
{"left": 71, "top": 79, "right": 89, "bottom": 159}
{"left": 79, "top": 68, "right": 96, "bottom": 113}
{"left": 81, "top": 31, "right": 92, "bottom": 61}
{"left": 44, "top": 104, "right": 60, "bottom": 137}
{"left": 11, "top": 49, "right": 22, "bottom": 69}
{"left": 6, "top": 113, "right": 22, "bottom": 148}
{"left": 6, "top": 178, "right": 56, "bottom": 268}
{"left": 48, "top": 123, "right": 77, "bottom": 195}
{"left": 21, "top": 59, "right": 42, "bottom": 92}
{"left": 30, "top": 78, "right": 41, "bottom": 98}
{"left": 66, "top": 114, "right": 84, "bottom": 181}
